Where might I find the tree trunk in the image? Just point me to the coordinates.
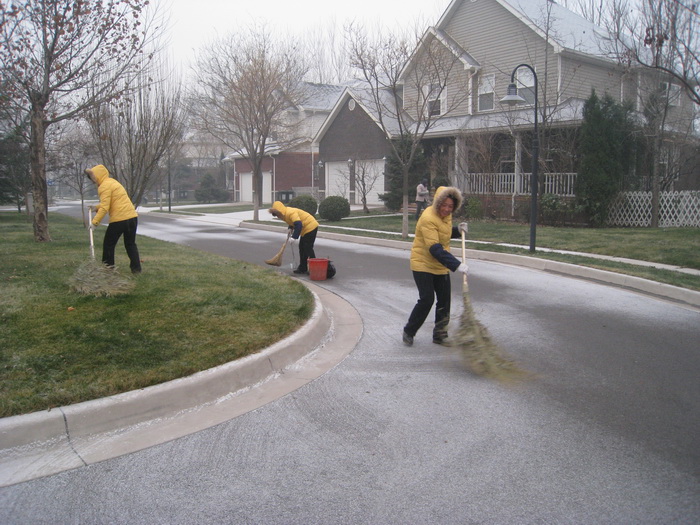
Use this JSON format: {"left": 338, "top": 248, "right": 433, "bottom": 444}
{"left": 252, "top": 166, "right": 262, "bottom": 221}
{"left": 30, "top": 101, "right": 51, "bottom": 242}
{"left": 651, "top": 135, "right": 661, "bottom": 228}
{"left": 402, "top": 165, "right": 409, "bottom": 239}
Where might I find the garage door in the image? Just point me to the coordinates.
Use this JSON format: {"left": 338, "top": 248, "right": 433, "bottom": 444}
{"left": 239, "top": 172, "right": 273, "bottom": 203}
{"left": 325, "top": 159, "right": 385, "bottom": 205}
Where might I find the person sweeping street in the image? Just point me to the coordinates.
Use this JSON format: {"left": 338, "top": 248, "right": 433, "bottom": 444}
{"left": 403, "top": 186, "right": 468, "bottom": 346}
{"left": 269, "top": 201, "right": 319, "bottom": 275}
{"left": 86, "top": 165, "right": 142, "bottom": 274}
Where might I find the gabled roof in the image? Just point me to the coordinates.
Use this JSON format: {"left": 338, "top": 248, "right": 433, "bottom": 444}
{"left": 313, "top": 86, "right": 410, "bottom": 145}
{"left": 437, "top": 0, "right": 612, "bottom": 58}
{"left": 399, "top": 26, "right": 481, "bottom": 80}
{"left": 295, "top": 82, "right": 346, "bottom": 112}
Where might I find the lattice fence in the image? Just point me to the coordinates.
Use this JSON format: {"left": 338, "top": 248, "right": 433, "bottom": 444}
{"left": 608, "top": 191, "right": 700, "bottom": 227}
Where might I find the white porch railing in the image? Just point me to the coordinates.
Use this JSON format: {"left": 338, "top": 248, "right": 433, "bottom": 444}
{"left": 454, "top": 172, "right": 577, "bottom": 197}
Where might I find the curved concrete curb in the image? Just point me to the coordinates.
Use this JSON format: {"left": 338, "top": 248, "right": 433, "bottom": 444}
{"left": 243, "top": 222, "right": 700, "bottom": 309}
{"left": 0, "top": 282, "right": 363, "bottom": 487}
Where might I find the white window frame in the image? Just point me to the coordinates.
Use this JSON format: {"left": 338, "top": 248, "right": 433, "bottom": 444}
{"left": 478, "top": 73, "right": 495, "bottom": 112}
{"left": 517, "top": 68, "right": 536, "bottom": 105}
{"left": 423, "top": 83, "right": 444, "bottom": 117}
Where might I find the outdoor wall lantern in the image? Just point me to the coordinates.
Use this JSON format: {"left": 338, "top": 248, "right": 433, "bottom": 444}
{"left": 501, "top": 63, "right": 539, "bottom": 253}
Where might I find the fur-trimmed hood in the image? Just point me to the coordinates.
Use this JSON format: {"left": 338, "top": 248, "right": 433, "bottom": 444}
{"left": 431, "top": 186, "right": 463, "bottom": 213}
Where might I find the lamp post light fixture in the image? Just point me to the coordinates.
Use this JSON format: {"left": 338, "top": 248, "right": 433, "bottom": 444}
{"left": 501, "top": 63, "right": 539, "bottom": 253}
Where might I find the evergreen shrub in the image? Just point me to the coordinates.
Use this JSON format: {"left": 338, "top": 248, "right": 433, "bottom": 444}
{"left": 319, "top": 196, "right": 351, "bottom": 221}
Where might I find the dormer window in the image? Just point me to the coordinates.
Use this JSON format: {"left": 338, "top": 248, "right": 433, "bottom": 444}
{"left": 478, "top": 74, "right": 495, "bottom": 111}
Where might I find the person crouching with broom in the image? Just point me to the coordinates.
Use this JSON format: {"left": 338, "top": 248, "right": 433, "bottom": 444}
{"left": 268, "top": 201, "right": 319, "bottom": 275}
{"left": 403, "top": 186, "right": 468, "bottom": 346}
{"left": 86, "top": 165, "right": 142, "bottom": 274}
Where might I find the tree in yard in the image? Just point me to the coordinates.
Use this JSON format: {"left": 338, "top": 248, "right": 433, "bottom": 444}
{"left": 601, "top": 0, "right": 699, "bottom": 106}
{"left": 191, "top": 25, "right": 308, "bottom": 221}
{"left": 379, "top": 135, "right": 428, "bottom": 212}
{"left": 347, "top": 23, "right": 472, "bottom": 238}
{"left": 194, "top": 173, "right": 228, "bottom": 203}
{"left": 48, "top": 122, "right": 100, "bottom": 225}
{"left": 0, "top": 0, "right": 162, "bottom": 241}
{"left": 354, "top": 159, "right": 384, "bottom": 213}
{"left": 575, "top": 91, "right": 636, "bottom": 226}
{"left": 581, "top": 0, "right": 699, "bottom": 226}
{"left": 85, "top": 60, "right": 187, "bottom": 208}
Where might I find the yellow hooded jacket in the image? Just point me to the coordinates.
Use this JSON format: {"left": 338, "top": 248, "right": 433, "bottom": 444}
{"left": 271, "top": 201, "right": 319, "bottom": 238}
{"left": 410, "top": 186, "right": 463, "bottom": 274}
{"left": 90, "top": 165, "right": 138, "bottom": 226}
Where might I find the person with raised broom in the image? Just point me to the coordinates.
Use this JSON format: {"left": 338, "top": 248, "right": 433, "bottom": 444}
{"left": 269, "top": 201, "right": 319, "bottom": 275}
{"left": 86, "top": 165, "right": 142, "bottom": 275}
{"left": 403, "top": 186, "right": 468, "bottom": 347}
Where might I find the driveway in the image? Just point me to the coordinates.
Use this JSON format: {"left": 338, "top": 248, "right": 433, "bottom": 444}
{"left": 1, "top": 206, "right": 698, "bottom": 524}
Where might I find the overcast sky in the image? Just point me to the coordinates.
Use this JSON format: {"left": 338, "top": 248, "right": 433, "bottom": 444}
{"left": 165, "top": 0, "right": 450, "bottom": 68}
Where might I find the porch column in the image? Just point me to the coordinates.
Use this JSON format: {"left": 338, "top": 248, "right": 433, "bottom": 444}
{"left": 513, "top": 132, "right": 523, "bottom": 216}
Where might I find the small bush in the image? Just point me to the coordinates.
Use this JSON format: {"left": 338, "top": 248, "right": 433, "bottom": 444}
{"left": 461, "top": 197, "right": 484, "bottom": 220}
{"left": 288, "top": 194, "right": 318, "bottom": 215}
{"left": 319, "top": 196, "right": 351, "bottom": 221}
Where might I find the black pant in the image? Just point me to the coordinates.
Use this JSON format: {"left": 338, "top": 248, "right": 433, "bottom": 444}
{"left": 102, "top": 217, "right": 141, "bottom": 274}
{"left": 415, "top": 200, "right": 427, "bottom": 219}
{"left": 404, "top": 271, "right": 451, "bottom": 339}
{"left": 297, "top": 227, "right": 318, "bottom": 272}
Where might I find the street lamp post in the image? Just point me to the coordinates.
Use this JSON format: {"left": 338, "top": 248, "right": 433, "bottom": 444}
{"left": 501, "top": 63, "right": 539, "bottom": 253}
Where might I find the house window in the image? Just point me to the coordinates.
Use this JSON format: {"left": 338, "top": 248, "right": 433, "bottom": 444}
{"left": 424, "top": 83, "right": 443, "bottom": 116}
{"left": 661, "top": 82, "right": 681, "bottom": 107}
{"left": 478, "top": 74, "right": 495, "bottom": 111}
{"left": 517, "top": 68, "right": 536, "bottom": 105}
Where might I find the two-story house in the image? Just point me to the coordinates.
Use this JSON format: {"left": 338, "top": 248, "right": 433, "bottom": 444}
{"left": 315, "top": 0, "right": 698, "bottom": 220}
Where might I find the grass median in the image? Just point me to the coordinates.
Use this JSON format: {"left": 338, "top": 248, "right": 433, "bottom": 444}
{"left": 0, "top": 212, "right": 313, "bottom": 418}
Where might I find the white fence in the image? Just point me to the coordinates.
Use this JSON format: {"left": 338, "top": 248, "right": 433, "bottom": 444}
{"left": 456, "top": 172, "right": 577, "bottom": 197}
{"left": 608, "top": 191, "right": 700, "bottom": 227}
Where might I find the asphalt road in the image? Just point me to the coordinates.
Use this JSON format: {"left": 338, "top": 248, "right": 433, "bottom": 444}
{"left": 1, "top": 207, "right": 698, "bottom": 524}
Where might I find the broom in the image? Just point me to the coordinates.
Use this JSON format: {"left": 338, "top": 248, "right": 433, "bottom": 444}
{"left": 456, "top": 226, "right": 528, "bottom": 382}
{"left": 265, "top": 229, "right": 291, "bottom": 266}
{"left": 68, "top": 206, "right": 135, "bottom": 297}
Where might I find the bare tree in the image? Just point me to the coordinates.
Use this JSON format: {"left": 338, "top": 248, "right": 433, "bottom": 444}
{"left": 86, "top": 60, "right": 187, "bottom": 207}
{"left": 191, "top": 24, "right": 308, "bottom": 220}
{"left": 347, "top": 22, "right": 472, "bottom": 238}
{"left": 602, "top": 0, "right": 699, "bottom": 106}
{"left": 0, "top": 0, "right": 162, "bottom": 241}
{"left": 48, "top": 122, "right": 101, "bottom": 224}
{"left": 577, "top": 0, "right": 699, "bottom": 225}
{"left": 304, "top": 19, "right": 352, "bottom": 84}
{"left": 354, "top": 159, "right": 383, "bottom": 213}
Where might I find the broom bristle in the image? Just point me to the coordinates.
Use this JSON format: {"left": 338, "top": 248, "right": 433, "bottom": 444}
{"left": 265, "top": 254, "right": 283, "bottom": 266}
{"left": 455, "top": 290, "right": 529, "bottom": 382}
{"left": 68, "top": 259, "right": 135, "bottom": 297}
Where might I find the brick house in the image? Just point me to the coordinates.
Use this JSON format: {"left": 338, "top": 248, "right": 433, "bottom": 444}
{"left": 227, "top": 82, "right": 345, "bottom": 204}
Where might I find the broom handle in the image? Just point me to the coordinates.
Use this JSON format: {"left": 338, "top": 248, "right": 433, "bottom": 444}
{"left": 88, "top": 206, "right": 95, "bottom": 260}
{"left": 461, "top": 228, "right": 468, "bottom": 289}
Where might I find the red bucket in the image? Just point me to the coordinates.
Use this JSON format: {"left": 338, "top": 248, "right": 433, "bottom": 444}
{"left": 307, "top": 258, "right": 329, "bottom": 281}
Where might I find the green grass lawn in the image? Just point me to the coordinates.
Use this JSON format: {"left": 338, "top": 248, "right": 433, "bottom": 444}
{"left": 0, "top": 212, "right": 313, "bottom": 417}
